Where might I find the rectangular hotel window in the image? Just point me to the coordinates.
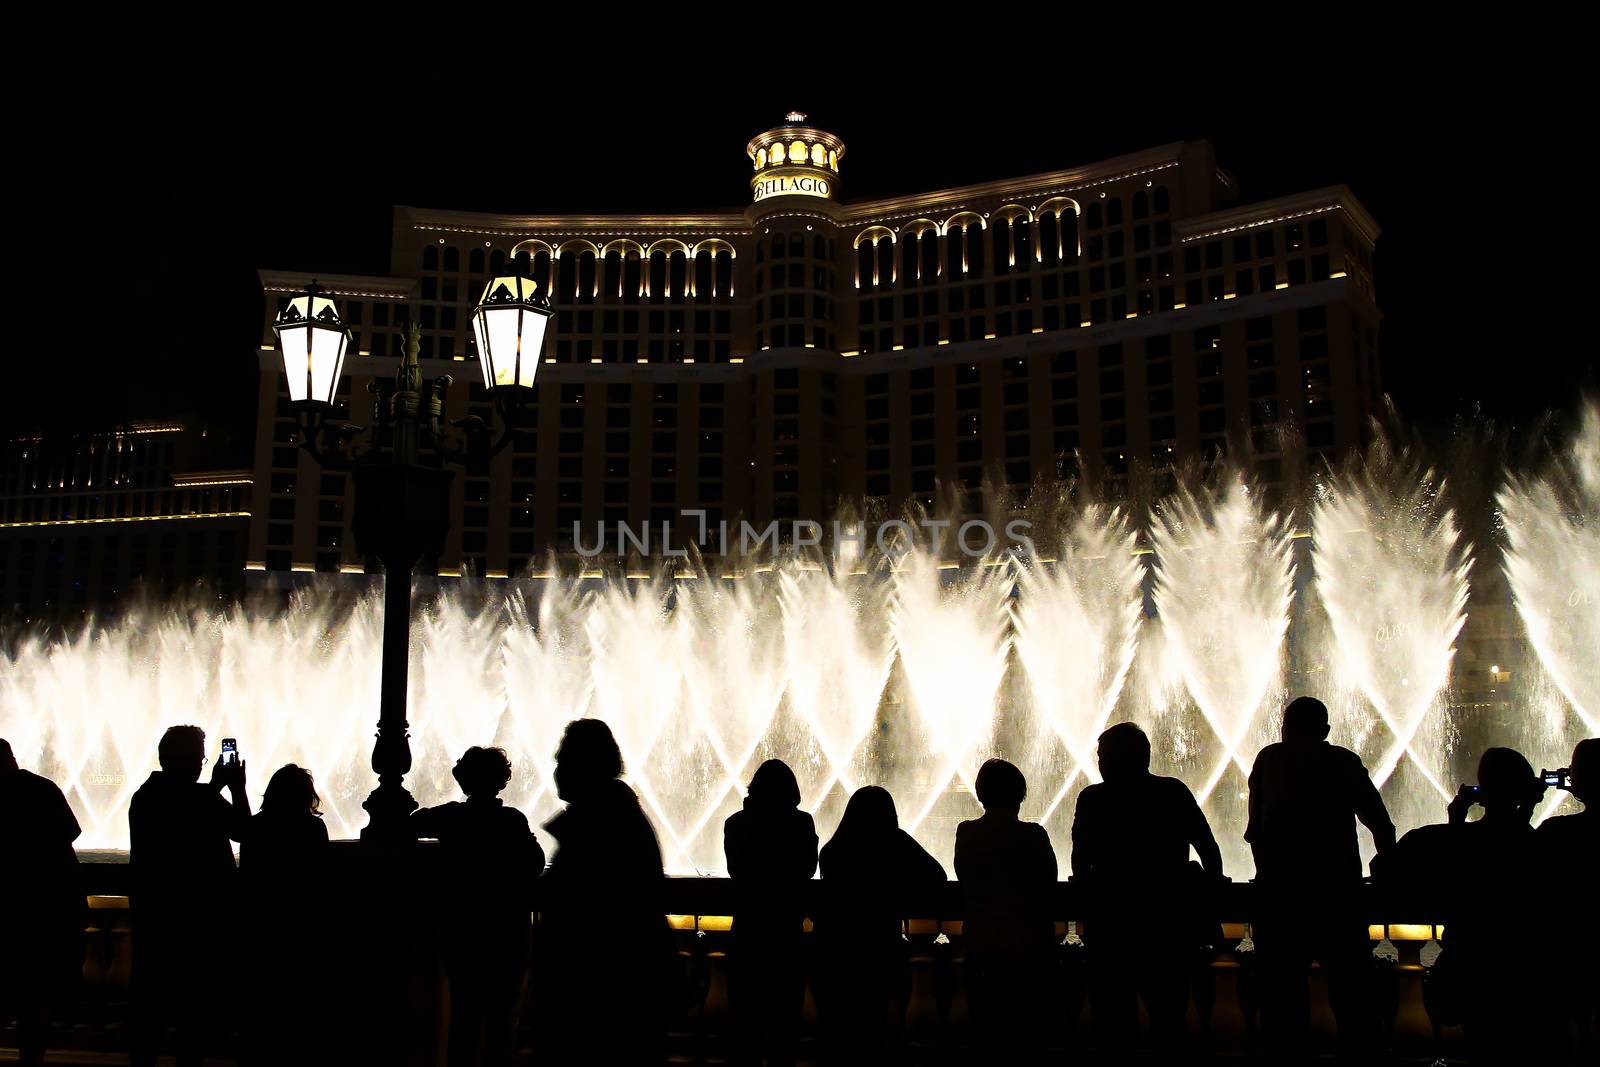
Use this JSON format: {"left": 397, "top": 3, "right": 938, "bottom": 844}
{"left": 1288, "top": 259, "right": 1307, "bottom": 285}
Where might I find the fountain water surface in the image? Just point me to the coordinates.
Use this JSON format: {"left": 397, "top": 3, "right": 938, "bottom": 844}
{"left": 4, "top": 410, "right": 1598, "bottom": 875}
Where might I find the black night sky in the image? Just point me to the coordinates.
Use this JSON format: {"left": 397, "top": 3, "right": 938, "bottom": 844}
{"left": 13, "top": 62, "right": 1592, "bottom": 464}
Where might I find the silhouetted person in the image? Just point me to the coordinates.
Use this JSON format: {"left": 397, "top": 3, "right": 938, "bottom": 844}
{"left": 128, "top": 725, "right": 250, "bottom": 1067}
{"left": 815, "top": 785, "right": 946, "bottom": 1065}
{"left": 413, "top": 746, "right": 544, "bottom": 1067}
{"left": 1072, "top": 722, "right": 1222, "bottom": 1056}
{"left": 239, "top": 764, "right": 331, "bottom": 1066}
{"left": 1536, "top": 738, "right": 1597, "bottom": 1052}
{"left": 955, "top": 758, "right": 1057, "bottom": 1062}
{"left": 0, "top": 739, "right": 85, "bottom": 1067}
{"left": 1381, "top": 747, "right": 1547, "bottom": 1063}
{"left": 1245, "top": 696, "right": 1393, "bottom": 1059}
{"left": 723, "top": 759, "right": 818, "bottom": 1067}
{"left": 538, "top": 720, "right": 671, "bottom": 1065}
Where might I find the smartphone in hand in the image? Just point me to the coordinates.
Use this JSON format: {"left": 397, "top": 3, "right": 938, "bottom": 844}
{"left": 221, "top": 738, "right": 239, "bottom": 767}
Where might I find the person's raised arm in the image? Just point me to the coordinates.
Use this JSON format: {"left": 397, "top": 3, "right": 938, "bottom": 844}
{"left": 215, "top": 759, "right": 251, "bottom": 841}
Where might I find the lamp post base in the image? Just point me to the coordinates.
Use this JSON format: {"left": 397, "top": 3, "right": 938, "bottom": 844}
{"left": 360, "top": 782, "right": 419, "bottom": 843}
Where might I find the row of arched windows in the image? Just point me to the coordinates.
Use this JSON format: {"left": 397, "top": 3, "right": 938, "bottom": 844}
{"left": 752, "top": 140, "right": 839, "bottom": 171}
{"left": 854, "top": 209, "right": 1080, "bottom": 290}
{"left": 421, "top": 244, "right": 735, "bottom": 304}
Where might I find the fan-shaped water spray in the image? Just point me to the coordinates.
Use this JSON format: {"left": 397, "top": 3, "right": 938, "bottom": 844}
{"left": 1312, "top": 448, "right": 1470, "bottom": 812}
{"left": 4, "top": 408, "right": 1597, "bottom": 874}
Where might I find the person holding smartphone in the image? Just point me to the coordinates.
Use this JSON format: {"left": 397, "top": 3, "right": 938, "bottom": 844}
{"left": 1380, "top": 747, "right": 1546, "bottom": 1061}
{"left": 128, "top": 726, "right": 250, "bottom": 1067}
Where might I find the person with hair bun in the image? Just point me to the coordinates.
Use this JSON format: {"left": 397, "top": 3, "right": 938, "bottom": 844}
{"left": 413, "top": 746, "right": 544, "bottom": 1067}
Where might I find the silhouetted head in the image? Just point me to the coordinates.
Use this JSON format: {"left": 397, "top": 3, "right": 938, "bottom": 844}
{"left": 745, "top": 759, "right": 801, "bottom": 811}
{"left": 0, "top": 738, "right": 16, "bottom": 775}
{"left": 454, "top": 746, "right": 513, "bottom": 800}
{"left": 553, "top": 719, "right": 624, "bottom": 802}
{"left": 1569, "top": 738, "right": 1597, "bottom": 806}
{"left": 263, "top": 764, "right": 321, "bottom": 816}
{"left": 1096, "top": 722, "right": 1152, "bottom": 783}
{"left": 834, "top": 785, "right": 898, "bottom": 840}
{"left": 1281, "top": 697, "right": 1331, "bottom": 743}
{"left": 974, "top": 758, "right": 1027, "bottom": 812}
{"left": 1477, "top": 746, "right": 1542, "bottom": 821}
{"left": 158, "top": 725, "right": 207, "bottom": 782}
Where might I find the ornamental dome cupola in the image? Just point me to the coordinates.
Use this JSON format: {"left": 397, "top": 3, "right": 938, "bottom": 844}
{"left": 745, "top": 112, "right": 845, "bottom": 208}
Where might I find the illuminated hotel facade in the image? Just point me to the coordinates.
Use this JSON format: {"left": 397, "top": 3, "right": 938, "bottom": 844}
{"left": 247, "top": 114, "right": 1380, "bottom": 578}
{"left": 1, "top": 422, "right": 252, "bottom": 617}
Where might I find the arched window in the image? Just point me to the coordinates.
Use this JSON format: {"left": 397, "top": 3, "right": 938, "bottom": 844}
{"left": 1086, "top": 203, "right": 1102, "bottom": 230}
{"left": 422, "top": 245, "right": 438, "bottom": 271}
{"left": 992, "top": 217, "right": 1013, "bottom": 272}
{"left": 856, "top": 241, "right": 874, "bottom": 288}
{"left": 789, "top": 232, "right": 805, "bottom": 257}
{"left": 1106, "top": 197, "right": 1123, "bottom": 226}
{"left": 1153, "top": 186, "right": 1170, "bottom": 213}
{"left": 443, "top": 246, "right": 459, "bottom": 272}
{"left": 901, "top": 239, "right": 919, "bottom": 287}
{"left": 771, "top": 235, "right": 784, "bottom": 259}
{"left": 576, "top": 251, "right": 596, "bottom": 303}
{"left": 490, "top": 249, "right": 505, "bottom": 273}
{"left": 648, "top": 251, "right": 667, "bottom": 302}
{"left": 921, "top": 231, "right": 939, "bottom": 280}
{"left": 755, "top": 147, "right": 767, "bottom": 168}
{"left": 875, "top": 239, "right": 895, "bottom": 287}
{"left": 827, "top": 149, "right": 837, "bottom": 170}
{"left": 603, "top": 250, "right": 623, "bottom": 299}
{"left": 557, "top": 251, "right": 577, "bottom": 302}
{"left": 1013, "top": 219, "right": 1033, "bottom": 271}
{"left": 693, "top": 251, "right": 712, "bottom": 302}
{"left": 668, "top": 251, "right": 687, "bottom": 303}
{"left": 531, "top": 251, "right": 551, "bottom": 293}
{"left": 1132, "top": 191, "right": 1149, "bottom": 219}
{"left": 513, "top": 249, "right": 531, "bottom": 274}
{"left": 811, "top": 143, "right": 826, "bottom": 166}
{"left": 714, "top": 250, "right": 734, "bottom": 299}
{"left": 623, "top": 251, "right": 642, "bottom": 303}
{"left": 469, "top": 248, "right": 485, "bottom": 274}
{"left": 1039, "top": 204, "right": 1079, "bottom": 266}
{"left": 789, "top": 141, "right": 806, "bottom": 163}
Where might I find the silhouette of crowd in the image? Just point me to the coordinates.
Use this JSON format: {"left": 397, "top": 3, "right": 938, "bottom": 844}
{"left": 1, "top": 701, "right": 1595, "bottom": 1065}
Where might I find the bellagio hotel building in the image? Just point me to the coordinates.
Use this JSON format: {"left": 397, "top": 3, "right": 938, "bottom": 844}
{"left": 247, "top": 113, "right": 1380, "bottom": 578}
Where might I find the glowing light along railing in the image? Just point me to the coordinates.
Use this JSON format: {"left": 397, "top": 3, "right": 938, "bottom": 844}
{"left": 3, "top": 411, "right": 1598, "bottom": 875}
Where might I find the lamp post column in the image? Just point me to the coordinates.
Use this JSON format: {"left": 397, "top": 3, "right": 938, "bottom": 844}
{"left": 355, "top": 326, "right": 454, "bottom": 842}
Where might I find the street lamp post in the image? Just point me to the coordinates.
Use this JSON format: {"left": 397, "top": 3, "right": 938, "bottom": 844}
{"left": 273, "top": 273, "right": 550, "bottom": 841}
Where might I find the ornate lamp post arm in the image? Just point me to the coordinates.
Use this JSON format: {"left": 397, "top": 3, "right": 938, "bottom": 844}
{"left": 273, "top": 274, "right": 547, "bottom": 844}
